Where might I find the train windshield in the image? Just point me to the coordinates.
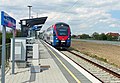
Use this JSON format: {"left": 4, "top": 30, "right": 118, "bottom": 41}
{"left": 58, "top": 28, "right": 68, "bottom": 36}
{"left": 56, "top": 27, "right": 69, "bottom": 36}
{"left": 56, "top": 23, "right": 69, "bottom": 36}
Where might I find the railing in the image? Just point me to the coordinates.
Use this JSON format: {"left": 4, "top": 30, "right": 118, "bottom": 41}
{"left": 0, "top": 44, "right": 11, "bottom": 66}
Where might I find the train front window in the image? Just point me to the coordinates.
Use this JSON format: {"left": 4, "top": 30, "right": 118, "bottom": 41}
{"left": 57, "top": 27, "right": 68, "bottom": 36}
{"left": 56, "top": 23, "right": 69, "bottom": 36}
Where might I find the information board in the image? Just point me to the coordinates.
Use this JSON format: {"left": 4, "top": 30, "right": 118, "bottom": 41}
{"left": 1, "top": 11, "right": 16, "bottom": 29}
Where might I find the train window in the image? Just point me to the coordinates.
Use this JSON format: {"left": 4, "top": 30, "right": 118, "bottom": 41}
{"left": 57, "top": 27, "right": 68, "bottom": 36}
{"left": 53, "top": 31, "right": 56, "bottom": 36}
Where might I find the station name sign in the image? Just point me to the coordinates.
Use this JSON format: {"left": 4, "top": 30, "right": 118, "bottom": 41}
{"left": 1, "top": 11, "right": 16, "bottom": 29}
{"left": 31, "top": 26, "right": 39, "bottom": 31}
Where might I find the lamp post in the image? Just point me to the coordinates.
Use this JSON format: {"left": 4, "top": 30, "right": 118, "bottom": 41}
{"left": 28, "top": 5, "right": 32, "bottom": 19}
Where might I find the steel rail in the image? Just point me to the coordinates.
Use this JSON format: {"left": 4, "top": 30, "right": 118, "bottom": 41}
{"left": 61, "top": 51, "right": 103, "bottom": 83}
{"left": 66, "top": 50, "right": 120, "bottom": 79}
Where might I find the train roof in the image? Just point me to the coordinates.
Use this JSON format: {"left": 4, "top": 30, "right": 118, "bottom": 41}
{"left": 55, "top": 22, "right": 69, "bottom": 26}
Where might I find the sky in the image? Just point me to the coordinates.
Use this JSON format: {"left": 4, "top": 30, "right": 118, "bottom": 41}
{"left": 0, "top": 0, "right": 120, "bottom": 35}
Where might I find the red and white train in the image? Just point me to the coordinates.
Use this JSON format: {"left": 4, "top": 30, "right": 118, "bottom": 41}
{"left": 43, "top": 22, "right": 71, "bottom": 49}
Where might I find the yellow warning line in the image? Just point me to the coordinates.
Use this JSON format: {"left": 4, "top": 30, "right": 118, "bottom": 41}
{"left": 46, "top": 45, "right": 81, "bottom": 83}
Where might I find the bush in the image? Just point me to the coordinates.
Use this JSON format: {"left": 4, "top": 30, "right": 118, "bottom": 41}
{"left": 0, "top": 29, "right": 21, "bottom": 44}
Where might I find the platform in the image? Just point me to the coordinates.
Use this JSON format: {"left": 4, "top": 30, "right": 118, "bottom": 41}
{"left": 0, "top": 39, "right": 101, "bottom": 83}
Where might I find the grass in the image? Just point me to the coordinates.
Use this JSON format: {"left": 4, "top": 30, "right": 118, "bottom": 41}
{"left": 70, "top": 40, "right": 120, "bottom": 68}
{"left": 69, "top": 47, "right": 119, "bottom": 67}
{"left": 70, "top": 47, "right": 108, "bottom": 63}
{"left": 68, "top": 47, "right": 79, "bottom": 52}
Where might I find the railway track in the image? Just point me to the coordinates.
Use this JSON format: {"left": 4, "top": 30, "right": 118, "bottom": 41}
{"left": 60, "top": 50, "right": 120, "bottom": 83}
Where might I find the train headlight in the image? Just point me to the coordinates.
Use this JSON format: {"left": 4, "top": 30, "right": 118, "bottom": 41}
{"left": 68, "top": 38, "right": 70, "bottom": 40}
{"left": 56, "top": 38, "right": 58, "bottom": 40}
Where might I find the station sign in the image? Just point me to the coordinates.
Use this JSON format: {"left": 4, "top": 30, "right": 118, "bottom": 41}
{"left": 32, "top": 26, "right": 37, "bottom": 30}
{"left": 31, "top": 25, "right": 40, "bottom": 31}
{"left": 1, "top": 11, "right": 16, "bottom": 29}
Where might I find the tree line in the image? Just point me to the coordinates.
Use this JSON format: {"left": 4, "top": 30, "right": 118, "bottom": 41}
{"left": 72, "top": 32, "right": 120, "bottom": 41}
{"left": 0, "top": 29, "right": 21, "bottom": 45}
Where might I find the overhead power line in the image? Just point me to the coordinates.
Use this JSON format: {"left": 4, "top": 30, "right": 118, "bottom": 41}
{"left": 48, "top": 0, "right": 80, "bottom": 21}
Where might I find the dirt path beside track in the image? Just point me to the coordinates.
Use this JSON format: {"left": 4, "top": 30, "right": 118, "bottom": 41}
{"left": 71, "top": 40, "right": 120, "bottom": 68}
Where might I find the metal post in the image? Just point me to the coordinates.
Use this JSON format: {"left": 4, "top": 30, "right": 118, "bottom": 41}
{"left": 1, "top": 26, "right": 6, "bottom": 83}
{"left": 28, "top": 5, "right": 32, "bottom": 19}
{"left": 20, "top": 20, "right": 24, "bottom": 37}
{"left": 37, "top": 13, "right": 38, "bottom": 18}
{"left": 12, "top": 29, "right": 15, "bottom": 74}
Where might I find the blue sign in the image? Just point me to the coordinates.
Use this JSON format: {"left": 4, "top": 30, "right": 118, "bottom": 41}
{"left": 32, "top": 26, "right": 37, "bottom": 30}
{"left": 30, "top": 26, "right": 39, "bottom": 31}
{"left": 1, "top": 11, "right": 16, "bottom": 29}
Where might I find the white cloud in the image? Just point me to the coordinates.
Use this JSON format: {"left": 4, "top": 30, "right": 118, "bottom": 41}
{"left": 109, "top": 24, "right": 120, "bottom": 28}
{"left": 0, "top": 0, "right": 120, "bottom": 34}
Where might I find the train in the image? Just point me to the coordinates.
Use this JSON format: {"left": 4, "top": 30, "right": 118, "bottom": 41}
{"left": 43, "top": 22, "right": 71, "bottom": 49}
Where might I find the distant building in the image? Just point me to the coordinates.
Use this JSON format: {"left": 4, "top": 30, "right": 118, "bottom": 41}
{"left": 107, "top": 32, "right": 120, "bottom": 40}
{"left": 107, "top": 32, "right": 119, "bottom": 37}
{"left": 76, "top": 35, "right": 81, "bottom": 39}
